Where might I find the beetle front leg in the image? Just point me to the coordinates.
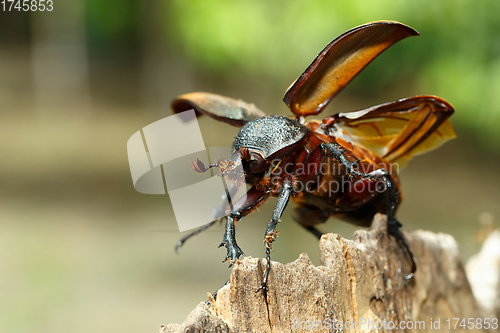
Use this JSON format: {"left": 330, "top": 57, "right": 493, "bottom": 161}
{"left": 216, "top": 186, "right": 271, "bottom": 267}
{"left": 257, "top": 182, "right": 293, "bottom": 295}
{"left": 219, "top": 213, "right": 245, "bottom": 266}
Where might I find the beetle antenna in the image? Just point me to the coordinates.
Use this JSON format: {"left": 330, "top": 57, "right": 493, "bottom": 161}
{"left": 191, "top": 158, "right": 219, "bottom": 173}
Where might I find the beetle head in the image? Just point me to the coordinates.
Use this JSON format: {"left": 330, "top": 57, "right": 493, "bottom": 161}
{"left": 192, "top": 115, "right": 307, "bottom": 186}
{"left": 227, "top": 115, "right": 308, "bottom": 176}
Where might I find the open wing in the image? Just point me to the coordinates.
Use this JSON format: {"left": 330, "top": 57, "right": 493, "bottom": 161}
{"left": 330, "top": 96, "right": 456, "bottom": 167}
{"left": 172, "top": 92, "right": 266, "bottom": 127}
{"left": 283, "top": 21, "right": 419, "bottom": 117}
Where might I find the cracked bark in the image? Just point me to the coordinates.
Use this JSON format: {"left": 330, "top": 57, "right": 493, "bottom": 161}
{"left": 160, "top": 214, "right": 494, "bottom": 333}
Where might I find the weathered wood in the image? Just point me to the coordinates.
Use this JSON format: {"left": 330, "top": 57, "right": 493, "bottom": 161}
{"left": 161, "top": 214, "right": 493, "bottom": 333}
{"left": 466, "top": 230, "right": 500, "bottom": 320}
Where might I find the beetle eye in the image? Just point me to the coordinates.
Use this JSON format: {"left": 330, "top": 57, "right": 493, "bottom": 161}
{"left": 247, "top": 153, "right": 266, "bottom": 173}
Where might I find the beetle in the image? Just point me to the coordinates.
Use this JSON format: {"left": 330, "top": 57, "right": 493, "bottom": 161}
{"left": 171, "top": 21, "right": 455, "bottom": 294}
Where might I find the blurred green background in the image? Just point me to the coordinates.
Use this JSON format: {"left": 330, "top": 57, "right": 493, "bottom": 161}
{"left": 1, "top": 1, "right": 500, "bottom": 332}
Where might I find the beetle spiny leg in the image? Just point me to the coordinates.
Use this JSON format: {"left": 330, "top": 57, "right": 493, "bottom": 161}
{"left": 378, "top": 170, "right": 416, "bottom": 279}
{"left": 388, "top": 216, "right": 416, "bottom": 280}
{"left": 256, "top": 245, "right": 271, "bottom": 297}
{"left": 345, "top": 159, "right": 362, "bottom": 182}
{"left": 322, "top": 142, "right": 361, "bottom": 180}
{"left": 322, "top": 142, "right": 416, "bottom": 278}
{"left": 221, "top": 214, "right": 245, "bottom": 267}
{"left": 257, "top": 182, "right": 293, "bottom": 294}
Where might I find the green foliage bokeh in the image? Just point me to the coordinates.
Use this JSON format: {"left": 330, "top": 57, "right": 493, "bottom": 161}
{"left": 164, "top": 0, "right": 500, "bottom": 147}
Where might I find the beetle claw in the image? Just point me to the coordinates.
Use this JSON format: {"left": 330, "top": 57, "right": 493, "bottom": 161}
{"left": 224, "top": 243, "right": 245, "bottom": 265}
{"left": 256, "top": 282, "right": 267, "bottom": 295}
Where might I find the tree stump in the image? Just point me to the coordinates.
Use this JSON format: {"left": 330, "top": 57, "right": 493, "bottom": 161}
{"left": 161, "top": 214, "right": 495, "bottom": 333}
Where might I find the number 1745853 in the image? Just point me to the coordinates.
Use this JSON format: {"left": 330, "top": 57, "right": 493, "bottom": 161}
{"left": 1, "top": 0, "right": 53, "bottom": 11}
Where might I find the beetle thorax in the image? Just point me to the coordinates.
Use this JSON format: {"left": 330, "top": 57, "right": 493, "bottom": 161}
{"left": 231, "top": 115, "right": 308, "bottom": 159}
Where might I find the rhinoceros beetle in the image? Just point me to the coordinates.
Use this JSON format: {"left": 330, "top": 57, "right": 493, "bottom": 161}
{"left": 171, "top": 21, "right": 455, "bottom": 295}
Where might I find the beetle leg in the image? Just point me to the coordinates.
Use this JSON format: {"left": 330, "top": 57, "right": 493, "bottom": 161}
{"left": 220, "top": 213, "right": 245, "bottom": 266}
{"left": 205, "top": 279, "right": 230, "bottom": 306}
{"left": 320, "top": 142, "right": 360, "bottom": 177}
{"left": 216, "top": 187, "right": 271, "bottom": 268}
{"left": 321, "top": 142, "right": 416, "bottom": 278}
{"left": 304, "top": 226, "right": 324, "bottom": 240}
{"left": 257, "top": 182, "right": 293, "bottom": 295}
{"left": 364, "top": 169, "right": 416, "bottom": 278}
{"left": 363, "top": 184, "right": 414, "bottom": 275}
{"left": 292, "top": 205, "right": 329, "bottom": 239}
{"left": 176, "top": 185, "right": 236, "bottom": 253}
{"left": 175, "top": 219, "right": 221, "bottom": 253}
{"left": 382, "top": 172, "right": 416, "bottom": 279}
{"left": 347, "top": 159, "right": 361, "bottom": 182}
